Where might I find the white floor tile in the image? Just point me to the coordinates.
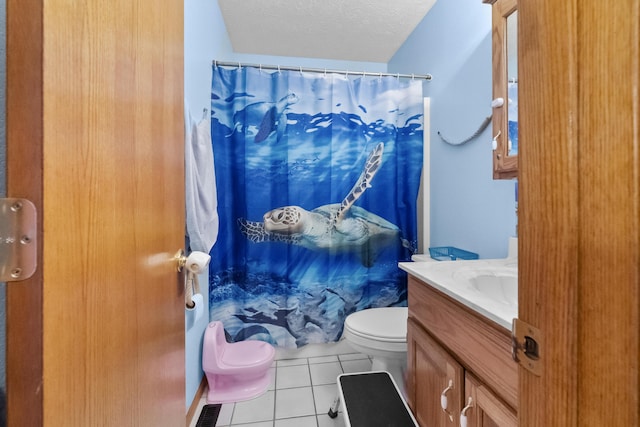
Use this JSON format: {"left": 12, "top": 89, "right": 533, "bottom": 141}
{"left": 312, "top": 383, "right": 341, "bottom": 415}
{"left": 231, "top": 391, "right": 275, "bottom": 425}
{"left": 309, "top": 355, "right": 339, "bottom": 364}
{"left": 267, "top": 367, "right": 276, "bottom": 391}
{"left": 274, "top": 387, "right": 316, "bottom": 419}
{"left": 274, "top": 415, "right": 317, "bottom": 427}
{"left": 309, "top": 362, "right": 343, "bottom": 386}
{"left": 215, "top": 403, "right": 234, "bottom": 426}
{"left": 277, "top": 358, "right": 308, "bottom": 367}
{"left": 317, "top": 413, "right": 347, "bottom": 427}
{"left": 192, "top": 343, "right": 366, "bottom": 426}
{"left": 276, "top": 364, "right": 311, "bottom": 389}
{"left": 340, "top": 358, "right": 372, "bottom": 374}
{"left": 228, "top": 422, "right": 273, "bottom": 427}
{"left": 337, "top": 353, "right": 368, "bottom": 361}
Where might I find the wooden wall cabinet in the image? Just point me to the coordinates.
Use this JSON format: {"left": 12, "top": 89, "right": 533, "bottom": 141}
{"left": 406, "top": 275, "right": 518, "bottom": 426}
{"left": 484, "top": 0, "right": 518, "bottom": 179}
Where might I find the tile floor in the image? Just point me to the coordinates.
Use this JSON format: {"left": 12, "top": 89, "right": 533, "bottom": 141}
{"left": 189, "top": 345, "right": 372, "bottom": 427}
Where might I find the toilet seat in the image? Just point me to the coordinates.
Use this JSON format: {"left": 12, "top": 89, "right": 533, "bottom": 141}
{"left": 344, "top": 307, "right": 408, "bottom": 343}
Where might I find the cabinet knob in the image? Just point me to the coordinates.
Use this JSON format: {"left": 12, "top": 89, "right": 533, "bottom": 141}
{"left": 440, "top": 379, "right": 454, "bottom": 421}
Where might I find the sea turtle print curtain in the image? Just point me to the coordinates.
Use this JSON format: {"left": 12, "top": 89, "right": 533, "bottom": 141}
{"left": 209, "top": 64, "right": 423, "bottom": 348}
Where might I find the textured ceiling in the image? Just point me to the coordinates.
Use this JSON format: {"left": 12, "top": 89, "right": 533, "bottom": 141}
{"left": 217, "top": 0, "right": 437, "bottom": 63}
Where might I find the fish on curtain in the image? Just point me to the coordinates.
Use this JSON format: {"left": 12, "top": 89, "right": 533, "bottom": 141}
{"left": 208, "top": 65, "right": 423, "bottom": 348}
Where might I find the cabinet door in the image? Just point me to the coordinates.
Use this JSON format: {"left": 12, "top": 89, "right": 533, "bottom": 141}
{"left": 464, "top": 374, "right": 518, "bottom": 427}
{"left": 407, "top": 318, "right": 464, "bottom": 427}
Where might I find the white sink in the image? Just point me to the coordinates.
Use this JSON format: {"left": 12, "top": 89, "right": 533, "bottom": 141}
{"left": 469, "top": 273, "right": 517, "bottom": 305}
{"left": 399, "top": 254, "right": 518, "bottom": 329}
{"left": 451, "top": 261, "right": 518, "bottom": 305}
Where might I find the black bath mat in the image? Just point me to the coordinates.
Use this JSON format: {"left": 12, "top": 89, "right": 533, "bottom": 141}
{"left": 196, "top": 404, "right": 221, "bottom": 427}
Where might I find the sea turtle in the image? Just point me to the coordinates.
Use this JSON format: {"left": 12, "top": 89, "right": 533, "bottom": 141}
{"left": 232, "top": 93, "right": 299, "bottom": 143}
{"left": 237, "top": 143, "right": 405, "bottom": 267}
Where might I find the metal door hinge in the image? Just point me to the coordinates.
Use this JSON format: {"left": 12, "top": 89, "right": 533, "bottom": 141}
{"left": 512, "top": 318, "right": 542, "bottom": 376}
{"left": 0, "top": 198, "right": 37, "bottom": 281}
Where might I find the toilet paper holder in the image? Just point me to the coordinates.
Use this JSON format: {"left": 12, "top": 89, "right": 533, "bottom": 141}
{"left": 174, "top": 249, "right": 211, "bottom": 273}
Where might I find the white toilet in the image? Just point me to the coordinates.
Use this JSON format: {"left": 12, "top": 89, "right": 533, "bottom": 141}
{"left": 343, "top": 307, "right": 409, "bottom": 391}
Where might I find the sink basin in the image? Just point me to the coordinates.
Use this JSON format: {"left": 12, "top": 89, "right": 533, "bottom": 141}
{"left": 450, "top": 264, "right": 517, "bottom": 305}
{"left": 399, "top": 257, "right": 518, "bottom": 329}
{"left": 470, "top": 273, "right": 517, "bottom": 305}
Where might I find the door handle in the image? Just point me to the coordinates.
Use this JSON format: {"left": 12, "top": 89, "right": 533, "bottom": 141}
{"left": 174, "top": 249, "right": 211, "bottom": 273}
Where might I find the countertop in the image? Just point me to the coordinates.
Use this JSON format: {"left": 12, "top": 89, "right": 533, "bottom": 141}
{"left": 399, "top": 257, "right": 517, "bottom": 330}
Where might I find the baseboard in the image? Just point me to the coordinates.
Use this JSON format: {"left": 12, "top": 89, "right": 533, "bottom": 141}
{"left": 186, "top": 376, "right": 207, "bottom": 425}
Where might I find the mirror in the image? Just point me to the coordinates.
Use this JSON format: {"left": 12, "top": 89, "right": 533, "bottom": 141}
{"left": 507, "top": 11, "right": 518, "bottom": 157}
{"left": 485, "top": 0, "right": 518, "bottom": 179}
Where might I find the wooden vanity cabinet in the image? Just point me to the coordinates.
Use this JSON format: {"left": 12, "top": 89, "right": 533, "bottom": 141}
{"left": 406, "top": 275, "right": 518, "bottom": 426}
{"left": 464, "top": 374, "right": 518, "bottom": 427}
{"left": 407, "top": 317, "right": 464, "bottom": 427}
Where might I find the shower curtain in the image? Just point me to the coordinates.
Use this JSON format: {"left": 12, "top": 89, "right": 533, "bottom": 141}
{"left": 208, "top": 64, "right": 423, "bottom": 348}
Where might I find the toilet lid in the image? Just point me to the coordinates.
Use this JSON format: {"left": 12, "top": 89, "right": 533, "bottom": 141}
{"left": 345, "top": 307, "right": 408, "bottom": 342}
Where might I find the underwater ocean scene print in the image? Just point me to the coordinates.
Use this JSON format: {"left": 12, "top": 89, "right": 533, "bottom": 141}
{"left": 508, "top": 81, "right": 518, "bottom": 155}
{"left": 209, "top": 65, "right": 424, "bottom": 348}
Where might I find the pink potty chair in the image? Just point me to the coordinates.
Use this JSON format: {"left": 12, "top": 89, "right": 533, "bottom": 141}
{"left": 202, "top": 321, "right": 276, "bottom": 404}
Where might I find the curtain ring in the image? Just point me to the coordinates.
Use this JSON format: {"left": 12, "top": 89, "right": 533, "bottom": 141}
{"left": 299, "top": 66, "right": 303, "bottom": 75}
{"left": 396, "top": 73, "right": 400, "bottom": 80}
{"left": 379, "top": 72, "right": 383, "bottom": 81}
{"left": 324, "top": 68, "right": 327, "bottom": 77}
{"left": 259, "top": 64, "right": 262, "bottom": 72}
{"left": 412, "top": 73, "right": 415, "bottom": 80}
{"left": 214, "top": 60, "right": 217, "bottom": 68}
{"left": 277, "top": 65, "right": 281, "bottom": 74}
{"left": 238, "top": 62, "right": 241, "bottom": 69}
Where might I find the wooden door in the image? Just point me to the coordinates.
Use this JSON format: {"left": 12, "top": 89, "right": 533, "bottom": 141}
{"left": 407, "top": 318, "right": 464, "bottom": 427}
{"left": 519, "top": 0, "right": 639, "bottom": 426}
{"left": 6, "top": 1, "right": 185, "bottom": 426}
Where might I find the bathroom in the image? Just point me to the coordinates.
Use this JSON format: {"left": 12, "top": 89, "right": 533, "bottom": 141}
{"left": 185, "top": 0, "right": 516, "bottom": 425}
{"left": 2, "top": 0, "right": 637, "bottom": 426}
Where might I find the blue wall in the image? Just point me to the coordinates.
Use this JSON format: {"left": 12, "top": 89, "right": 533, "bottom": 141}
{"left": 184, "top": 0, "right": 388, "bottom": 408}
{"left": 389, "top": 0, "right": 517, "bottom": 259}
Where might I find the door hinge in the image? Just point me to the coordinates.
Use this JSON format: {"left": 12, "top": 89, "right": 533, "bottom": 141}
{"left": 0, "top": 198, "right": 37, "bottom": 281}
{"left": 512, "top": 318, "right": 542, "bottom": 376}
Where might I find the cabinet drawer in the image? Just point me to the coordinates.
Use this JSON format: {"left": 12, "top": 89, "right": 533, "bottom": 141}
{"left": 408, "top": 275, "right": 518, "bottom": 410}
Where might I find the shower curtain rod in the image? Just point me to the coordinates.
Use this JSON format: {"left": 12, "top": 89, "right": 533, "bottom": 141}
{"left": 213, "top": 60, "right": 432, "bottom": 81}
